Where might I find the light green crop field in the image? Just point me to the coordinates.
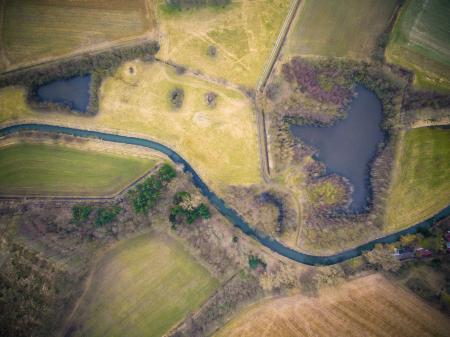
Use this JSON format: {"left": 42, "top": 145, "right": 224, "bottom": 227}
{"left": 385, "top": 127, "right": 450, "bottom": 231}
{"left": 0, "top": 143, "right": 156, "bottom": 196}
{"left": 1, "top": 0, "right": 155, "bottom": 68}
{"left": 157, "top": 0, "right": 291, "bottom": 87}
{"left": 386, "top": 0, "right": 450, "bottom": 91}
{"left": 71, "top": 233, "right": 219, "bottom": 337}
{"left": 284, "top": 0, "right": 397, "bottom": 60}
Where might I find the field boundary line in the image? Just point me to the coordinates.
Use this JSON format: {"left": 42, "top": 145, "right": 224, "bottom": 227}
{"left": 0, "top": 35, "right": 157, "bottom": 75}
{"left": 256, "top": 0, "right": 302, "bottom": 93}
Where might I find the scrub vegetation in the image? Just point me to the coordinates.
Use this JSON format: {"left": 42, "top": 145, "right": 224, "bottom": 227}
{"left": 1, "top": 0, "right": 156, "bottom": 69}
{"left": 70, "top": 233, "right": 218, "bottom": 337}
{"left": 215, "top": 274, "right": 450, "bottom": 337}
{"left": 284, "top": 0, "right": 398, "bottom": 60}
{"left": 385, "top": 127, "right": 450, "bottom": 231}
{"left": 157, "top": 0, "right": 290, "bottom": 87}
{"left": 386, "top": 0, "right": 450, "bottom": 91}
{"left": 0, "top": 143, "right": 156, "bottom": 196}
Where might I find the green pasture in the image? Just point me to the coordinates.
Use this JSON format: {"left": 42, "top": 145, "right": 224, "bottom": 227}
{"left": 0, "top": 143, "right": 156, "bottom": 196}
{"left": 386, "top": 0, "right": 450, "bottom": 91}
{"left": 72, "top": 232, "right": 219, "bottom": 337}
{"left": 385, "top": 127, "right": 450, "bottom": 231}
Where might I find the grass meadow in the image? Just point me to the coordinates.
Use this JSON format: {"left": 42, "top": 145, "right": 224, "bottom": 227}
{"left": 0, "top": 143, "right": 156, "bottom": 196}
{"left": 283, "top": 0, "right": 397, "bottom": 60}
{"left": 385, "top": 0, "right": 450, "bottom": 91}
{"left": 385, "top": 127, "right": 450, "bottom": 231}
{"left": 1, "top": 0, "right": 155, "bottom": 69}
{"left": 0, "top": 61, "right": 261, "bottom": 190}
{"left": 157, "top": 0, "right": 290, "bottom": 87}
{"left": 215, "top": 274, "right": 450, "bottom": 337}
{"left": 71, "top": 232, "right": 218, "bottom": 337}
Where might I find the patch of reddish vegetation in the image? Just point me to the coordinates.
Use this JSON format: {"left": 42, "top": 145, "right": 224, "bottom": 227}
{"left": 282, "top": 58, "right": 353, "bottom": 106}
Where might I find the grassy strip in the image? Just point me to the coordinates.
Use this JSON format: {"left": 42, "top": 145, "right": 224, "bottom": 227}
{"left": 0, "top": 143, "right": 156, "bottom": 196}
{"left": 72, "top": 232, "right": 219, "bottom": 337}
{"left": 385, "top": 127, "right": 450, "bottom": 231}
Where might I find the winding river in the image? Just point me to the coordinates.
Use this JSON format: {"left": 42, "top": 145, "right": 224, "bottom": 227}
{"left": 1, "top": 123, "right": 449, "bottom": 266}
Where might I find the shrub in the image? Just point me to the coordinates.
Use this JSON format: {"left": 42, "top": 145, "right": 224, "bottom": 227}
{"left": 248, "top": 255, "right": 266, "bottom": 270}
{"left": 95, "top": 206, "right": 121, "bottom": 227}
{"left": 169, "top": 87, "right": 185, "bottom": 109}
{"left": 71, "top": 205, "right": 92, "bottom": 224}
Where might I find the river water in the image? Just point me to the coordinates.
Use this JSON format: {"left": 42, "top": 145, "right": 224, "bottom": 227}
{"left": 290, "top": 85, "right": 384, "bottom": 211}
{"left": 1, "top": 123, "right": 449, "bottom": 266}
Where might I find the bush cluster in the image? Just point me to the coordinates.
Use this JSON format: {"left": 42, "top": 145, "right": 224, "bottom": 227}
{"left": 169, "top": 191, "right": 210, "bottom": 226}
{"left": 129, "top": 164, "right": 177, "bottom": 214}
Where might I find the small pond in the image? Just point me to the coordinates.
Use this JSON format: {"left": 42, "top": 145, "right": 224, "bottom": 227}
{"left": 290, "top": 85, "right": 384, "bottom": 211}
{"left": 36, "top": 74, "right": 91, "bottom": 112}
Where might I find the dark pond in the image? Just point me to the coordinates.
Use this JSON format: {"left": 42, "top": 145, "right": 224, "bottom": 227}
{"left": 290, "top": 85, "right": 384, "bottom": 211}
{"left": 36, "top": 75, "right": 91, "bottom": 112}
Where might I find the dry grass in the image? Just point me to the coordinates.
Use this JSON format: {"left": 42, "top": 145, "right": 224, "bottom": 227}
{"left": 157, "top": 0, "right": 291, "bottom": 87}
{"left": 1, "top": 0, "right": 156, "bottom": 69}
{"left": 385, "top": 127, "right": 450, "bottom": 231}
{"left": 71, "top": 232, "right": 218, "bottom": 337}
{"left": 0, "top": 61, "right": 261, "bottom": 190}
{"left": 283, "top": 0, "right": 397, "bottom": 60}
{"left": 215, "top": 274, "right": 450, "bottom": 337}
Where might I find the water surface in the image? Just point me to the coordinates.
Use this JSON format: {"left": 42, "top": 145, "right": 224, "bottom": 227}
{"left": 290, "top": 85, "right": 384, "bottom": 211}
{"left": 36, "top": 75, "right": 91, "bottom": 112}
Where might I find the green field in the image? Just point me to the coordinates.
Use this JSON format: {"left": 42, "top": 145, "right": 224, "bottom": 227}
{"left": 71, "top": 233, "right": 218, "bottom": 337}
{"left": 1, "top": 0, "right": 155, "bottom": 69}
{"left": 385, "top": 127, "right": 450, "bottom": 231}
{"left": 0, "top": 143, "right": 156, "bottom": 196}
{"left": 157, "top": 0, "right": 290, "bottom": 87}
{"left": 386, "top": 0, "right": 450, "bottom": 91}
{"left": 284, "top": 0, "right": 397, "bottom": 60}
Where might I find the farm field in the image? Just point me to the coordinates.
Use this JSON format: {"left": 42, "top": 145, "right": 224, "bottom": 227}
{"left": 385, "top": 127, "right": 450, "bottom": 231}
{"left": 385, "top": 0, "right": 450, "bottom": 91}
{"left": 70, "top": 232, "right": 219, "bottom": 337}
{"left": 283, "top": 0, "right": 397, "bottom": 60}
{"left": 0, "top": 61, "right": 261, "bottom": 190}
{"left": 1, "top": 0, "right": 156, "bottom": 70}
{"left": 215, "top": 274, "right": 450, "bottom": 337}
{"left": 0, "top": 143, "right": 156, "bottom": 196}
{"left": 157, "top": 0, "right": 290, "bottom": 87}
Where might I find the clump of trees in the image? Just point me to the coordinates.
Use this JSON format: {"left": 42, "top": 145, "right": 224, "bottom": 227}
{"left": 169, "top": 87, "right": 185, "bottom": 109}
{"left": 363, "top": 243, "right": 401, "bottom": 272}
{"left": 204, "top": 91, "right": 217, "bottom": 107}
{"left": 128, "top": 163, "right": 177, "bottom": 214}
{"left": 95, "top": 206, "right": 122, "bottom": 227}
{"left": 169, "top": 191, "right": 210, "bottom": 226}
{"left": 71, "top": 205, "right": 93, "bottom": 224}
{"left": 248, "top": 255, "right": 266, "bottom": 270}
